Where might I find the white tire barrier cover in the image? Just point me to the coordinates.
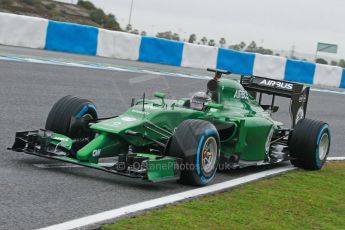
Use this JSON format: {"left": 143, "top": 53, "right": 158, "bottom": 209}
{"left": 0, "top": 12, "right": 48, "bottom": 49}
{"left": 181, "top": 43, "right": 218, "bottom": 69}
{"left": 253, "top": 54, "right": 287, "bottom": 80}
{"left": 314, "top": 64, "right": 343, "bottom": 88}
{"left": 97, "top": 29, "right": 141, "bottom": 61}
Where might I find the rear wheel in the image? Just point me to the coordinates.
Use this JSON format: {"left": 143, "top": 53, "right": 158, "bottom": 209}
{"left": 167, "top": 120, "right": 220, "bottom": 186}
{"left": 45, "top": 95, "right": 98, "bottom": 155}
{"left": 289, "top": 118, "right": 331, "bottom": 170}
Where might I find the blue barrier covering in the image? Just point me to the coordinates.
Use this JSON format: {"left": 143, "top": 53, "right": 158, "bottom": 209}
{"left": 139, "top": 37, "right": 184, "bottom": 66}
{"left": 45, "top": 21, "right": 98, "bottom": 55}
{"left": 216, "top": 48, "right": 255, "bottom": 75}
{"left": 341, "top": 70, "right": 345, "bottom": 88}
{"left": 284, "top": 59, "right": 316, "bottom": 84}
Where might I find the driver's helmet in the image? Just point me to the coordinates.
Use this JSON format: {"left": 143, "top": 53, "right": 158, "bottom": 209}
{"left": 190, "top": 92, "right": 211, "bottom": 111}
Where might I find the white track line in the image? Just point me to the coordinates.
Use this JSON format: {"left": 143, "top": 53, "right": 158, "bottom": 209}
{"left": 0, "top": 55, "right": 210, "bottom": 80}
{"left": 327, "top": 157, "right": 345, "bottom": 161}
{"left": 311, "top": 88, "right": 345, "bottom": 95}
{"left": 39, "top": 165, "right": 295, "bottom": 230}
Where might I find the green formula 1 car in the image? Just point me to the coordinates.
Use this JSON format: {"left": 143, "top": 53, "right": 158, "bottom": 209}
{"left": 9, "top": 69, "right": 331, "bottom": 186}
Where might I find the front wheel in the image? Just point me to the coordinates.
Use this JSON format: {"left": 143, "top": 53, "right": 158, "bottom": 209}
{"left": 289, "top": 118, "right": 331, "bottom": 170}
{"left": 167, "top": 120, "right": 220, "bottom": 186}
{"left": 45, "top": 95, "right": 98, "bottom": 155}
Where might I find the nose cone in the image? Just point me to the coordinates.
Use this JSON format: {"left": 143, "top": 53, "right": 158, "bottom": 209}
{"left": 91, "top": 114, "right": 142, "bottom": 134}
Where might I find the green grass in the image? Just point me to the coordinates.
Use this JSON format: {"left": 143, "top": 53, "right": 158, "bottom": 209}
{"left": 103, "top": 162, "right": 345, "bottom": 230}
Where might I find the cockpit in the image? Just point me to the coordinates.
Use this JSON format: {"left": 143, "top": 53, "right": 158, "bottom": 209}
{"left": 186, "top": 69, "right": 231, "bottom": 111}
{"left": 190, "top": 91, "right": 211, "bottom": 111}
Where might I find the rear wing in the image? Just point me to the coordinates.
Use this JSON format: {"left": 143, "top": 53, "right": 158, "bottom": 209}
{"left": 240, "top": 75, "right": 310, "bottom": 128}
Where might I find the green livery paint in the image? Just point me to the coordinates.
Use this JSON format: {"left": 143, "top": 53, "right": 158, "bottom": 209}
{"left": 50, "top": 132, "right": 73, "bottom": 150}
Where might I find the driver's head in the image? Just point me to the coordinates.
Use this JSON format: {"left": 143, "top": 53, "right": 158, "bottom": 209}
{"left": 190, "top": 92, "right": 211, "bottom": 111}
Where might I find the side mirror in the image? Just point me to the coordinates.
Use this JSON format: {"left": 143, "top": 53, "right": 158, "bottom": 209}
{"left": 154, "top": 92, "right": 166, "bottom": 99}
{"left": 154, "top": 92, "right": 166, "bottom": 105}
{"left": 207, "top": 102, "right": 224, "bottom": 110}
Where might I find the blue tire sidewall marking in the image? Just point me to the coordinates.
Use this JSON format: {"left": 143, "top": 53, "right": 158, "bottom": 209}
{"left": 196, "top": 128, "right": 219, "bottom": 183}
{"left": 315, "top": 124, "right": 330, "bottom": 168}
{"left": 196, "top": 135, "right": 205, "bottom": 176}
{"left": 205, "top": 129, "right": 217, "bottom": 136}
{"left": 75, "top": 104, "right": 97, "bottom": 118}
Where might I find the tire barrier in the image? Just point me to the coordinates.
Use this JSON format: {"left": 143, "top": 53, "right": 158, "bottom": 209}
{"left": 1, "top": 12, "right": 344, "bottom": 88}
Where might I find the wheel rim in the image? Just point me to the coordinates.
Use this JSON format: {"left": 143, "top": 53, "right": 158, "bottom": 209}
{"left": 318, "top": 133, "right": 329, "bottom": 161}
{"left": 201, "top": 136, "right": 218, "bottom": 175}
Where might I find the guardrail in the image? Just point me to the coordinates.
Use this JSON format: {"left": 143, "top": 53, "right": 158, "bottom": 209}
{"left": 0, "top": 12, "right": 344, "bottom": 88}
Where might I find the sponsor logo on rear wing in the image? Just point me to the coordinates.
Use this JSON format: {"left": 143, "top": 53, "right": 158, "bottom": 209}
{"left": 240, "top": 75, "right": 305, "bottom": 96}
{"left": 251, "top": 77, "right": 294, "bottom": 91}
{"left": 254, "top": 78, "right": 293, "bottom": 91}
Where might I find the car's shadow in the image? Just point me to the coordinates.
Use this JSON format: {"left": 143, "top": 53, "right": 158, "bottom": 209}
{"left": 13, "top": 156, "right": 292, "bottom": 192}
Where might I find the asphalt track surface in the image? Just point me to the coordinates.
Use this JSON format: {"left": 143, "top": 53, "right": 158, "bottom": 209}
{"left": 0, "top": 45, "right": 344, "bottom": 229}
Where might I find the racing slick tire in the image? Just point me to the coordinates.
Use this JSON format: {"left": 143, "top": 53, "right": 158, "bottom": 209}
{"left": 167, "top": 119, "right": 220, "bottom": 186}
{"left": 45, "top": 95, "right": 98, "bottom": 155}
{"left": 289, "top": 118, "right": 331, "bottom": 170}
